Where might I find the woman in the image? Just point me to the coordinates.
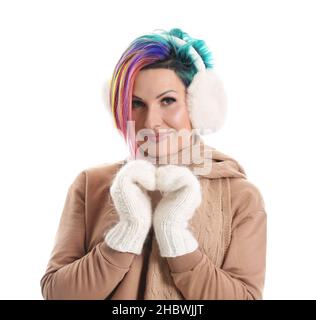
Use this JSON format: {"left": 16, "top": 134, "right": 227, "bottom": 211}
{"left": 40, "top": 28, "right": 267, "bottom": 300}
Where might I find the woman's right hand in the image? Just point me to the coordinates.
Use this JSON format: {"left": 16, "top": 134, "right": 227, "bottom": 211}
{"left": 104, "top": 159, "right": 156, "bottom": 254}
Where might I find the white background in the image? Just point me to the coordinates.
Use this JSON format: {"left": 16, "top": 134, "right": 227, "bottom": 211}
{"left": 0, "top": 0, "right": 315, "bottom": 299}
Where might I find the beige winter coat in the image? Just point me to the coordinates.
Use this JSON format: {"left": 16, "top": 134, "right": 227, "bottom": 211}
{"left": 40, "top": 135, "right": 267, "bottom": 299}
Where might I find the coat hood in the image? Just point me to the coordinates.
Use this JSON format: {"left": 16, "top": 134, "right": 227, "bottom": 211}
{"left": 185, "top": 134, "right": 247, "bottom": 179}
{"left": 203, "top": 145, "right": 247, "bottom": 179}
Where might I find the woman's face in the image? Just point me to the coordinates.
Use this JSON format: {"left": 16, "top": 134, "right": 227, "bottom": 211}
{"left": 131, "top": 68, "right": 193, "bottom": 158}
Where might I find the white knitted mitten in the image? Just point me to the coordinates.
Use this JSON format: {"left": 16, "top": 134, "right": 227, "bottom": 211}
{"left": 104, "top": 160, "right": 156, "bottom": 254}
{"left": 153, "top": 165, "right": 202, "bottom": 257}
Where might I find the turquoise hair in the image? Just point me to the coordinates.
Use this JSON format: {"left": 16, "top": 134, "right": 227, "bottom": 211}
{"left": 143, "top": 28, "right": 214, "bottom": 86}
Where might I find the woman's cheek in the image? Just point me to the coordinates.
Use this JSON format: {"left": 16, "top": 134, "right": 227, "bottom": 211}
{"left": 163, "top": 104, "right": 190, "bottom": 130}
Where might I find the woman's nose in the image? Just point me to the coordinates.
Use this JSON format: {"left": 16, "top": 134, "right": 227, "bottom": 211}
{"left": 144, "top": 106, "right": 163, "bottom": 130}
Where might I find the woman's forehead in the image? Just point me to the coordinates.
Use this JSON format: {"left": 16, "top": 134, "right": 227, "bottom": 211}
{"left": 133, "top": 69, "right": 185, "bottom": 97}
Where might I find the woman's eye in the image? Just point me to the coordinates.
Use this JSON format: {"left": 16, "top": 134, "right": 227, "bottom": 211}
{"left": 132, "top": 97, "right": 176, "bottom": 109}
{"left": 161, "top": 97, "right": 176, "bottom": 106}
{"left": 132, "top": 100, "right": 144, "bottom": 109}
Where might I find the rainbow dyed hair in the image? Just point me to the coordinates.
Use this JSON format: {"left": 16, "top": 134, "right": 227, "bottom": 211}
{"left": 108, "top": 28, "right": 214, "bottom": 144}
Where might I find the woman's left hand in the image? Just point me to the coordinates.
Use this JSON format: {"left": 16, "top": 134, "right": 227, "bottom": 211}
{"left": 153, "top": 164, "right": 202, "bottom": 257}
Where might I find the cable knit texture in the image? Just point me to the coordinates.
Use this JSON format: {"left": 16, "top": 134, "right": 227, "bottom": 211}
{"left": 153, "top": 165, "right": 202, "bottom": 257}
{"left": 104, "top": 159, "right": 156, "bottom": 254}
{"left": 144, "top": 177, "right": 231, "bottom": 299}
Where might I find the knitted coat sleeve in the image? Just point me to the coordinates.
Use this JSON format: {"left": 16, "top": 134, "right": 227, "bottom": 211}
{"left": 40, "top": 171, "right": 135, "bottom": 300}
{"left": 166, "top": 178, "right": 267, "bottom": 300}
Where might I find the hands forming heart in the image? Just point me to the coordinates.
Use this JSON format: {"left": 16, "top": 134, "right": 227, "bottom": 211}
{"left": 105, "top": 160, "right": 202, "bottom": 257}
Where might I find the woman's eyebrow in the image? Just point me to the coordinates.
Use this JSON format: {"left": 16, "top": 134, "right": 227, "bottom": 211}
{"left": 132, "top": 90, "right": 177, "bottom": 100}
